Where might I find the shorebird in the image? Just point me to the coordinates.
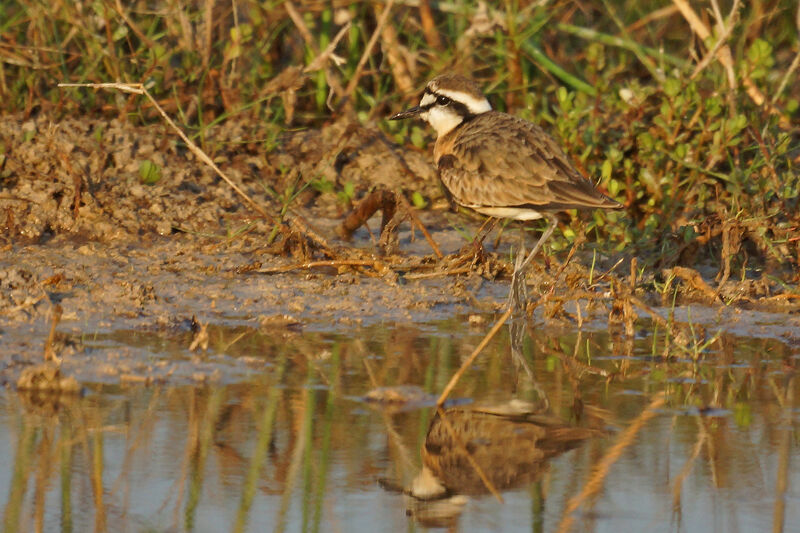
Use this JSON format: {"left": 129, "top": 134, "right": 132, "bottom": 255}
{"left": 389, "top": 74, "right": 622, "bottom": 287}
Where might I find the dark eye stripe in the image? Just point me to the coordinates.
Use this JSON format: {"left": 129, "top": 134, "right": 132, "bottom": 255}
{"left": 420, "top": 88, "right": 476, "bottom": 120}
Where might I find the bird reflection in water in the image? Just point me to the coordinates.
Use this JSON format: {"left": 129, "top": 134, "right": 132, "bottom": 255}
{"left": 405, "top": 399, "right": 600, "bottom": 528}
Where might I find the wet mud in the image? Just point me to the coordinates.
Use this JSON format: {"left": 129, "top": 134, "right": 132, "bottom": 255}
{"left": 2, "top": 113, "right": 799, "bottom": 387}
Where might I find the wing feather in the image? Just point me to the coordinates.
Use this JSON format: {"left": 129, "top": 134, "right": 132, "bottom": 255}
{"left": 437, "top": 112, "right": 620, "bottom": 211}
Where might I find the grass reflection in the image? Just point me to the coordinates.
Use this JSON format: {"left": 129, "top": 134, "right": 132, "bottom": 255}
{"left": 0, "top": 316, "right": 797, "bottom": 532}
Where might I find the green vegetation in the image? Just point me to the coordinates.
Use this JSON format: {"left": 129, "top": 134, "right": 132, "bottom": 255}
{"left": 2, "top": 0, "right": 798, "bottom": 275}
{"left": 138, "top": 159, "right": 162, "bottom": 185}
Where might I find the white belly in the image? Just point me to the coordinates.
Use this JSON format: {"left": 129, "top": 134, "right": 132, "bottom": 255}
{"left": 471, "top": 206, "right": 545, "bottom": 221}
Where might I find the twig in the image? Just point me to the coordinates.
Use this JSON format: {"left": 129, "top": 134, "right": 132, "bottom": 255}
{"left": 417, "top": 0, "right": 443, "bottom": 50}
{"left": 373, "top": 2, "right": 414, "bottom": 94}
{"left": 671, "top": 0, "right": 734, "bottom": 87}
{"left": 304, "top": 22, "right": 350, "bottom": 74}
{"left": 771, "top": 47, "right": 800, "bottom": 106}
{"left": 626, "top": 5, "right": 681, "bottom": 33}
{"left": 43, "top": 304, "right": 62, "bottom": 362}
{"left": 342, "top": 0, "right": 396, "bottom": 106}
{"left": 283, "top": 1, "right": 315, "bottom": 50}
{"left": 112, "top": 0, "right": 156, "bottom": 49}
{"left": 257, "top": 259, "right": 389, "bottom": 275}
{"left": 434, "top": 407, "right": 504, "bottom": 502}
{"left": 59, "top": 83, "right": 273, "bottom": 221}
{"left": 58, "top": 82, "right": 335, "bottom": 253}
{"left": 557, "top": 393, "right": 666, "bottom": 533}
{"left": 690, "top": 0, "right": 741, "bottom": 80}
{"left": 397, "top": 195, "right": 443, "bottom": 259}
{"left": 403, "top": 267, "right": 472, "bottom": 280}
{"left": 590, "top": 256, "right": 624, "bottom": 284}
{"left": 671, "top": 0, "right": 789, "bottom": 128}
{"left": 436, "top": 307, "right": 512, "bottom": 407}
{"left": 284, "top": 0, "right": 346, "bottom": 102}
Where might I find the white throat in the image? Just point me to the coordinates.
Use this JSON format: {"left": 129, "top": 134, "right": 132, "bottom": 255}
{"left": 419, "top": 90, "right": 492, "bottom": 137}
{"left": 421, "top": 106, "right": 464, "bottom": 137}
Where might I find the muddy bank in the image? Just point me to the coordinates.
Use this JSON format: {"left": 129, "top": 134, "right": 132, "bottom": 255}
{"left": 2, "top": 113, "right": 800, "bottom": 387}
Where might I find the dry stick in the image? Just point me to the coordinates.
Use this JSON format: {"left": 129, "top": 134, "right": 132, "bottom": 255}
{"left": 417, "top": 0, "right": 443, "bottom": 50}
{"left": 690, "top": 0, "right": 741, "bottom": 80}
{"left": 342, "top": 0, "right": 396, "bottom": 104}
{"left": 672, "top": 0, "right": 788, "bottom": 128}
{"left": 257, "top": 259, "right": 389, "bottom": 275}
{"left": 285, "top": 0, "right": 346, "bottom": 99}
{"left": 556, "top": 393, "right": 666, "bottom": 533}
{"left": 436, "top": 307, "right": 513, "bottom": 407}
{"left": 59, "top": 83, "right": 271, "bottom": 219}
{"left": 112, "top": 0, "right": 156, "bottom": 48}
{"left": 304, "top": 21, "right": 350, "bottom": 74}
{"left": 58, "top": 82, "right": 333, "bottom": 252}
{"left": 398, "top": 196, "right": 443, "bottom": 259}
{"left": 283, "top": 1, "right": 315, "bottom": 50}
{"left": 403, "top": 267, "right": 472, "bottom": 280}
{"left": 671, "top": 0, "right": 736, "bottom": 89}
{"left": 626, "top": 5, "right": 680, "bottom": 33}
{"left": 201, "top": 0, "right": 213, "bottom": 70}
{"left": 433, "top": 407, "right": 504, "bottom": 503}
{"left": 771, "top": 46, "right": 800, "bottom": 106}
{"left": 374, "top": 2, "right": 414, "bottom": 94}
{"left": 590, "top": 256, "right": 624, "bottom": 284}
{"left": 671, "top": 417, "right": 708, "bottom": 512}
{"left": 43, "top": 304, "right": 62, "bottom": 362}
{"left": 627, "top": 294, "right": 670, "bottom": 329}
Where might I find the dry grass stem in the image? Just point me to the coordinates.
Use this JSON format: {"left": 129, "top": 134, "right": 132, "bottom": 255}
{"left": 374, "top": 3, "right": 414, "bottom": 94}
{"left": 672, "top": 0, "right": 790, "bottom": 127}
{"left": 43, "top": 304, "right": 62, "bottom": 362}
{"left": 671, "top": 418, "right": 708, "bottom": 511}
{"left": 436, "top": 307, "right": 513, "bottom": 407}
{"left": 690, "top": 0, "right": 741, "bottom": 79}
{"left": 434, "top": 407, "right": 504, "bottom": 502}
{"left": 257, "top": 259, "right": 390, "bottom": 275}
{"left": 58, "top": 83, "right": 273, "bottom": 221}
{"left": 397, "top": 196, "right": 443, "bottom": 259}
{"left": 403, "top": 267, "right": 472, "bottom": 280}
{"left": 557, "top": 393, "right": 666, "bottom": 533}
{"left": 671, "top": 0, "right": 737, "bottom": 90}
{"left": 57, "top": 82, "right": 336, "bottom": 254}
{"left": 342, "top": 0, "right": 396, "bottom": 106}
{"left": 626, "top": 5, "right": 680, "bottom": 32}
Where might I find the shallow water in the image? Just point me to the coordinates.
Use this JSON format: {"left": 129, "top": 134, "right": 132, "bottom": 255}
{"left": 1, "top": 313, "right": 799, "bottom": 533}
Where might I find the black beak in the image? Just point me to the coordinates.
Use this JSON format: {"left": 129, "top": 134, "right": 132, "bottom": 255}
{"left": 389, "top": 106, "right": 422, "bottom": 120}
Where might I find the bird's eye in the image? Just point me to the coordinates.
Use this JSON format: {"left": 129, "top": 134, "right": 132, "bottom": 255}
{"left": 436, "top": 95, "right": 451, "bottom": 106}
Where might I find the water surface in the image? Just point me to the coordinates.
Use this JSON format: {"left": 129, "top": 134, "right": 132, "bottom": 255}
{"left": 2, "top": 313, "right": 798, "bottom": 532}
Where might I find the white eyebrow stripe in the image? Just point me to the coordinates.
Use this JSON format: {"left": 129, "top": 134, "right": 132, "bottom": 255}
{"left": 420, "top": 93, "right": 436, "bottom": 107}
{"left": 434, "top": 88, "right": 492, "bottom": 114}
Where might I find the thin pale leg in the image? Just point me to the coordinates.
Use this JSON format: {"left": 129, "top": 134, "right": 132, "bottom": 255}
{"left": 508, "top": 228, "right": 529, "bottom": 316}
{"left": 472, "top": 217, "right": 499, "bottom": 245}
{"left": 507, "top": 214, "right": 558, "bottom": 314}
{"left": 464, "top": 217, "right": 499, "bottom": 266}
{"left": 518, "top": 214, "right": 558, "bottom": 273}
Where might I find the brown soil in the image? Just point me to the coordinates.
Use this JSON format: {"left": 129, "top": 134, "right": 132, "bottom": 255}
{"left": 2, "top": 113, "right": 799, "bottom": 385}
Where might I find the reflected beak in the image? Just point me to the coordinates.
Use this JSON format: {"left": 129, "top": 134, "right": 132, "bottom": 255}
{"left": 389, "top": 106, "right": 422, "bottom": 120}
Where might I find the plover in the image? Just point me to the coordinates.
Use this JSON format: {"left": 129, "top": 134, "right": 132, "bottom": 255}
{"left": 389, "top": 74, "right": 622, "bottom": 278}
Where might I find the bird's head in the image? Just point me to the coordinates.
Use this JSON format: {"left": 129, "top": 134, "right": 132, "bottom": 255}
{"left": 389, "top": 74, "right": 492, "bottom": 137}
